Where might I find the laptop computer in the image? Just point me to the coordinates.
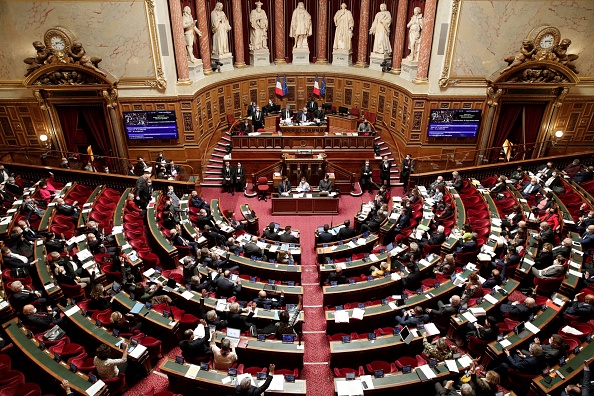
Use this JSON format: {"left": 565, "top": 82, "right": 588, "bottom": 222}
{"left": 226, "top": 327, "right": 241, "bottom": 348}
{"left": 109, "top": 281, "right": 121, "bottom": 296}
{"left": 386, "top": 242, "right": 394, "bottom": 251}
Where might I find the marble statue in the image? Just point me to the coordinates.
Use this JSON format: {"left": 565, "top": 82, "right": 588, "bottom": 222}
{"left": 369, "top": 3, "right": 392, "bottom": 55}
{"left": 182, "top": 6, "right": 202, "bottom": 63}
{"left": 333, "top": 3, "right": 355, "bottom": 51}
{"left": 406, "top": 7, "right": 423, "bottom": 61}
{"left": 290, "top": 2, "right": 312, "bottom": 49}
{"left": 211, "top": 2, "right": 232, "bottom": 57}
{"left": 250, "top": 1, "right": 269, "bottom": 50}
{"left": 68, "top": 41, "right": 106, "bottom": 76}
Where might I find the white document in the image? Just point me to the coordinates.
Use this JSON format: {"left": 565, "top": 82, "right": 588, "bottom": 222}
{"left": 524, "top": 322, "right": 540, "bottom": 334}
{"left": 568, "top": 269, "right": 583, "bottom": 278}
{"left": 423, "top": 323, "right": 440, "bottom": 336}
{"left": 334, "top": 310, "right": 350, "bottom": 323}
{"left": 336, "top": 380, "right": 364, "bottom": 396}
{"left": 351, "top": 308, "right": 365, "bottom": 320}
{"left": 86, "top": 380, "right": 106, "bottom": 396}
{"left": 445, "top": 360, "right": 459, "bottom": 373}
{"left": 418, "top": 364, "right": 437, "bottom": 379}
{"left": 359, "top": 375, "right": 375, "bottom": 390}
{"left": 236, "top": 373, "right": 256, "bottom": 387}
{"left": 483, "top": 294, "right": 499, "bottom": 305}
{"left": 369, "top": 254, "right": 379, "bottom": 262}
{"left": 347, "top": 241, "right": 357, "bottom": 248}
{"left": 44, "top": 283, "right": 55, "bottom": 290}
{"left": 499, "top": 339, "right": 512, "bottom": 349}
{"left": 457, "top": 355, "right": 474, "bottom": 368}
{"left": 469, "top": 307, "right": 486, "bottom": 317}
{"left": 221, "top": 376, "right": 232, "bottom": 384}
{"left": 388, "top": 302, "right": 399, "bottom": 310}
{"left": 65, "top": 305, "right": 80, "bottom": 317}
{"left": 569, "top": 261, "right": 581, "bottom": 270}
{"left": 128, "top": 344, "right": 147, "bottom": 359}
{"left": 143, "top": 268, "right": 156, "bottom": 278}
{"left": 267, "top": 375, "right": 285, "bottom": 391}
{"left": 356, "top": 238, "right": 367, "bottom": 245}
{"left": 269, "top": 245, "right": 278, "bottom": 253}
{"left": 390, "top": 273, "right": 402, "bottom": 281}
{"left": 181, "top": 291, "right": 194, "bottom": 300}
{"left": 462, "top": 312, "right": 477, "bottom": 323}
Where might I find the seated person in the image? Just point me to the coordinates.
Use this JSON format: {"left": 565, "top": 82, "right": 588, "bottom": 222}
{"left": 482, "top": 269, "right": 503, "bottom": 288}
{"left": 236, "top": 364, "right": 276, "bottom": 395}
{"left": 297, "top": 177, "right": 310, "bottom": 192}
{"left": 212, "top": 270, "right": 241, "bottom": 298}
{"left": 202, "top": 225, "right": 226, "bottom": 247}
{"left": 426, "top": 295, "right": 461, "bottom": 319}
{"left": 317, "top": 224, "right": 335, "bottom": 244}
{"left": 279, "top": 226, "right": 299, "bottom": 243}
{"left": 492, "top": 343, "right": 546, "bottom": 380}
{"left": 433, "top": 254, "right": 455, "bottom": 276}
{"left": 531, "top": 254, "right": 566, "bottom": 279}
{"left": 188, "top": 274, "right": 209, "bottom": 292}
{"left": 203, "top": 308, "right": 227, "bottom": 330}
{"left": 296, "top": 107, "right": 310, "bottom": 124}
{"left": 252, "top": 290, "right": 285, "bottom": 309}
{"left": 22, "top": 304, "right": 66, "bottom": 331}
{"left": 539, "top": 207, "right": 560, "bottom": 232}
{"left": 423, "top": 336, "right": 455, "bottom": 361}
{"left": 448, "top": 171, "right": 463, "bottom": 192}
{"left": 88, "top": 284, "right": 113, "bottom": 311}
{"left": 262, "top": 222, "right": 279, "bottom": 241}
{"left": 420, "top": 225, "right": 446, "bottom": 248}
{"left": 493, "top": 246, "right": 520, "bottom": 273}
{"left": 125, "top": 193, "right": 143, "bottom": 214}
{"left": 110, "top": 311, "right": 142, "bottom": 335}
{"left": 318, "top": 174, "right": 333, "bottom": 193}
{"left": 357, "top": 119, "right": 371, "bottom": 133}
{"left": 397, "top": 261, "right": 422, "bottom": 293}
{"left": 210, "top": 330, "right": 238, "bottom": 370}
{"left": 326, "top": 266, "right": 347, "bottom": 285}
{"left": 226, "top": 302, "right": 255, "bottom": 333}
{"left": 395, "top": 306, "right": 430, "bottom": 327}
{"left": 500, "top": 297, "right": 539, "bottom": 321}
{"left": 521, "top": 177, "right": 542, "bottom": 198}
{"left": 393, "top": 208, "right": 411, "bottom": 233}
{"left": 180, "top": 320, "right": 211, "bottom": 359}
{"left": 336, "top": 220, "right": 356, "bottom": 240}
{"left": 490, "top": 175, "right": 508, "bottom": 194}
{"left": 400, "top": 242, "right": 422, "bottom": 263}
{"left": 244, "top": 235, "right": 267, "bottom": 261}
{"left": 521, "top": 335, "right": 565, "bottom": 367}
{"left": 274, "top": 309, "right": 298, "bottom": 340}
{"left": 360, "top": 207, "right": 388, "bottom": 234}
{"left": 278, "top": 176, "right": 291, "bottom": 194}
{"left": 460, "top": 273, "right": 483, "bottom": 305}
{"left": 94, "top": 343, "right": 128, "bottom": 380}
{"left": 168, "top": 227, "right": 199, "bottom": 256}
{"left": 9, "top": 280, "right": 48, "bottom": 313}
{"left": 580, "top": 225, "right": 594, "bottom": 251}
{"left": 369, "top": 259, "right": 390, "bottom": 278}
{"left": 562, "top": 159, "right": 582, "bottom": 178}
{"left": 456, "top": 232, "right": 477, "bottom": 253}
{"left": 561, "top": 357, "right": 593, "bottom": 396}
{"left": 1, "top": 246, "right": 30, "bottom": 268}
{"left": 464, "top": 315, "right": 499, "bottom": 342}
{"left": 563, "top": 293, "right": 594, "bottom": 318}
{"left": 277, "top": 250, "right": 294, "bottom": 264}
{"left": 574, "top": 165, "right": 594, "bottom": 184}
{"left": 55, "top": 198, "right": 80, "bottom": 219}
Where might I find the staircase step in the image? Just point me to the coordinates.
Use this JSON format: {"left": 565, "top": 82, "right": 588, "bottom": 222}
{"left": 210, "top": 159, "right": 223, "bottom": 164}
{"left": 207, "top": 164, "right": 222, "bottom": 169}
{"left": 214, "top": 147, "right": 227, "bottom": 153}
{"left": 212, "top": 153, "right": 225, "bottom": 158}
{"left": 201, "top": 182, "right": 224, "bottom": 187}
{"left": 221, "top": 136, "right": 231, "bottom": 141}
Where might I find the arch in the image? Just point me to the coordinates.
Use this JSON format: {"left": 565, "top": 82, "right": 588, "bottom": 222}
{"left": 23, "top": 64, "right": 118, "bottom": 89}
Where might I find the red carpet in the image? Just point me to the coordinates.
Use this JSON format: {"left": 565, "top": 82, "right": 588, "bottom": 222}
{"left": 199, "top": 187, "right": 401, "bottom": 395}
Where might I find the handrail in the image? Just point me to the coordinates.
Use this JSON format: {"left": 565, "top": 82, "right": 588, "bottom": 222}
{"left": 0, "top": 146, "right": 196, "bottom": 181}
{"left": 200, "top": 119, "right": 225, "bottom": 168}
{"left": 250, "top": 161, "right": 284, "bottom": 186}
{"left": 326, "top": 160, "right": 355, "bottom": 193}
{"left": 377, "top": 118, "right": 403, "bottom": 164}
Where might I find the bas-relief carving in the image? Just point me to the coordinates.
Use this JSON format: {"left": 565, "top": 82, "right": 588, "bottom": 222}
{"left": 449, "top": 0, "right": 594, "bottom": 79}
{"left": 0, "top": 1, "right": 155, "bottom": 83}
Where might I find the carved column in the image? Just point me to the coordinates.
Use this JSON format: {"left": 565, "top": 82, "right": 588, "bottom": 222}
{"left": 196, "top": 0, "right": 213, "bottom": 74}
{"left": 274, "top": 0, "right": 286, "bottom": 64}
{"left": 477, "top": 86, "right": 503, "bottom": 164}
{"left": 168, "top": 0, "right": 190, "bottom": 81}
{"left": 231, "top": 0, "right": 247, "bottom": 67}
{"left": 315, "top": 0, "right": 329, "bottom": 64}
{"left": 414, "top": 0, "right": 437, "bottom": 82}
{"left": 354, "top": 0, "right": 371, "bottom": 67}
{"left": 391, "top": 0, "right": 408, "bottom": 73}
{"left": 103, "top": 89, "right": 127, "bottom": 174}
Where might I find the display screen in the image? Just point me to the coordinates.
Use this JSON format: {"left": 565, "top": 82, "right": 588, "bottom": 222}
{"left": 428, "top": 109, "right": 481, "bottom": 138}
{"left": 123, "top": 111, "right": 179, "bottom": 140}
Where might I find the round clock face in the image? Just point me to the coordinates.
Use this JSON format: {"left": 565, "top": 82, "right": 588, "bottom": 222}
{"left": 50, "top": 36, "right": 66, "bottom": 51}
{"left": 539, "top": 34, "right": 555, "bottom": 49}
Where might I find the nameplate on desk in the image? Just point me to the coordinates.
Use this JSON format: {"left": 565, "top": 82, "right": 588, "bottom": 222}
{"left": 296, "top": 150, "right": 312, "bottom": 154}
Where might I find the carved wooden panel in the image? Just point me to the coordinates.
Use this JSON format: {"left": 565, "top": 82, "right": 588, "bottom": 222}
{"left": 378, "top": 96, "right": 385, "bottom": 114}
{"left": 344, "top": 88, "right": 352, "bottom": 106}
{"left": 0, "top": 103, "right": 47, "bottom": 149}
{"left": 250, "top": 89, "right": 257, "bottom": 104}
{"left": 218, "top": 96, "right": 225, "bottom": 114}
{"left": 326, "top": 87, "right": 334, "bottom": 103}
{"left": 362, "top": 91, "right": 369, "bottom": 109}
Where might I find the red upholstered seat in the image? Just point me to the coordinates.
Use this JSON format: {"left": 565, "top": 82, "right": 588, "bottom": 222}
{"left": 365, "top": 360, "right": 397, "bottom": 374}
{"left": 395, "top": 356, "right": 418, "bottom": 369}
{"left": 68, "top": 352, "right": 96, "bottom": 373}
{"left": 467, "top": 336, "right": 489, "bottom": 357}
{"left": 333, "top": 367, "right": 364, "bottom": 378}
{"left": 49, "top": 342, "right": 85, "bottom": 361}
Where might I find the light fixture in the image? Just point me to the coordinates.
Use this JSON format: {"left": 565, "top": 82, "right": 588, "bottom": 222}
{"left": 551, "top": 130, "right": 563, "bottom": 147}
{"left": 39, "top": 134, "right": 48, "bottom": 142}
{"left": 39, "top": 133, "right": 51, "bottom": 150}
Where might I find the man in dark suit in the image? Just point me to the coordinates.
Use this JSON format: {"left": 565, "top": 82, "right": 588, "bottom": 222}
{"left": 521, "top": 335, "right": 565, "bottom": 366}
{"left": 317, "top": 224, "right": 335, "bottom": 244}
{"left": 534, "top": 222, "right": 555, "bottom": 248}
{"left": 574, "top": 165, "right": 594, "bottom": 184}
{"left": 1, "top": 247, "right": 30, "bottom": 268}
{"left": 234, "top": 162, "right": 246, "bottom": 193}
{"left": 252, "top": 290, "right": 285, "bottom": 308}
{"left": 262, "top": 222, "right": 280, "bottom": 241}
{"left": 563, "top": 293, "right": 594, "bottom": 318}
{"left": 395, "top": 306, "right": 430, "bottom": 328}
{"left": 179, "top": 320, "right": 211, "bottom": 359}
{"left": 450, "top": 171, "right": 463, "bottom": 192}
{"left": 493, "top": 246, "right": 520, "bottom": 273}
{"left": 360, "top": 160, "right": 374, "bottom": 194}
{"left": 580, "top": 225, "right": 594, "bottom": 251}
{"left": 278, "top": 176, "right": 291, "bottom": 194}
{"left": 400, "top": 154, "right": 414, "bottom": 192}
{"left": 394, "top": 208, "right": 411, "bottom": 233}
{"left": 221, "top": 161, "right": 235, "bottom": 195}
{"left": 500, "top": 297, "right": 539, "bottom": 321}
{"left": 420, "top": 225, "right": 446, "bottom": 247}
{"left": 306, "top": 97, "right": 318, "bottom": 114}
{"left": 482, "top": 269, "right": 503, "bottom": 288}
{"left": 22, "top": 304, "right": 66, "bottom": 331}
{"left": 326, "top": 266, "right": 347, "bottom": 284}
{"left": 247, "top": 101, "right": 257, "bottom": 117}
{"left": 5, "top": 177, "right": 23, "bottom": 197}
{"left": 279, "top": 226, "right": 299, "bottom": 243}
{"left": 0, "top": 164, "right": 11, "bottom": 183}
{"left": 10, "top": 280, "right": 48, "bottom": 312}
{"left": 379, "top": 156, "right": 392, "bottom": 188}
{"left": 493, "top": 343, "right": 546, "bottom": 379}
{"left": 336, "top": 220, "right": 356, "bottom": 241}
{"left": 168, "top": 228, "right": 199, "bottom": 256}
{"left": 135, "top": 171, "right": 152, "bottom": 208}
{"left": 212, "top": 270, "right": 241, "bottom": 298}
{"left": 521, "top": 178, "right": 542, "bottom": 198}
{"left": 236, "top": 364, "right": 275, "bottom": 396}
{"left": 239, "top": 119, "right": 252, "bottom": 134}
{"left": 55, "top": 198, "right": 80, "bottom": 219}
{"left": 296, "top": 107, "right": 309, "bottom": 124}
{"left": 281, "top": 105, "right": 293, "bottom": 121}
{"left": 252, "top": 106, "right": 264, "bottom": 131}
{"left": 17, "top": 220, "right": 42, "bottom": 242}
{"left": 244, "top": 236, "right": 267, "bottom": 261}
{"left": 536, "top": 161, "right": 554, "bottom": 180}
{"left": 464, "top": 315, "right": 499, "bottom": 342}
{"left": 226, "top": 302, "right": 255, "bottom": 332}
{"left": 196, "top": 209, "right": 214, "bottom": 230}
{"left": 426, "top": 295, "right": 461, "bottom": 320}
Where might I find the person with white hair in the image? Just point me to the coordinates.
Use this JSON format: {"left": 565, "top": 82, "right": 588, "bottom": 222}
{"left": 237, "top": 364, "right": 275, "bottom": 395}
{"left": 10, "top": 280, "right": 48, "bottom": 312}
{"left": 243, "top": 235, "right": 266, "bottom": 261}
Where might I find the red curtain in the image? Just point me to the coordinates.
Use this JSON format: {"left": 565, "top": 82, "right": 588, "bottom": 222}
{"left": 55, "top": 106, "right": 79, "bottom": 153}
{"left": 522, "top": 103, "right": 546, "bottom": 159}
{"left": 490, "top": 103, "right": 523, "bottom": 163}
{"left": 80, "top": 106, "right": 111, "bottom": 166}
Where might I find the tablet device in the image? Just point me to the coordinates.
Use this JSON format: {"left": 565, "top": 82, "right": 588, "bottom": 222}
{"left": 381, "top": 299, "right": 388, "bottom": 305}
{"left": 331, "top": 281, "right": 338, "bottom": 287}
{"left": 112, "top": 328, "right": 120, "bottom": 337}
{"left": 282, "top": 334, "right": 295, "bottom": 344}
{"left": 38, "top": 341, "right": 45, "bottom": 350}
{"left": 368, "top": 333, "right": 376, "bottom": 341}
{"left": 514, "top": 322, "right": 525, "bottom": 335}
{"left": 26, "top": 330, "right": 33, "bottom": 339}
{"left": 257, "top": 334, "right": 266, "bottom": 342}
{"left": 287, "top": 281, "right": 295, "bottom": 286}
{"left": 228, "top": 368, "right": 237, "bottom": 376}
{"left": 335, "top": 305, "right": 343, "bottom": 311}
{"left": 367, "top": 276, "right": 374, "bottom": 281}
{"left": 374, "top": 369, "right": 384, "bottom": 378}
{"left": 393, "top": 328, "right": 401, "bottom": 335}
{"left": 175, "top": 356, "right": 184, "bottom": 364}
{"left": 88, "top": 374, "right": 98, "bottom": 384}
{"left": 402, "top": 365, "right": 412, "bottom": 374}
{"left": 257, "top": 372, "right": 267, "bottom": 380}
{"left": 54, "top": 353, "right": 61, "bottom": 362}
{"left": 145, "top": 302, "right": 152, "bottom": 309}
{"left": 201, "top": 362, "right": 210, "bottom": 371}
{"left": 69, "top": 363, "right": 77, "bottom": 373}
{"left": 345, "top": 372, "right": 355, "bottom": 380}
{"left": 342, "top": 335, "right": 351, "bottom": 343}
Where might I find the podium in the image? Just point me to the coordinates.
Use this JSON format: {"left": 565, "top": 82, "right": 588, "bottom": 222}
{"left": 281, "top": 151, "right": 328, "bottom": 187}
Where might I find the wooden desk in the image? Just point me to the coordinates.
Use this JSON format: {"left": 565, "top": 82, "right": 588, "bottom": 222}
{"left": 327, "top": 114, "right": 359, "bottom": 131}
{"left": 3, "top": 318, "right": 107, "bottom": 395}
{"left": 77, "top": 185, "right": 103, "bottom": 229}
{"left": 112, "top": 291, "right": 179, "bottom": 336}
{"left": 39, "top": 183, "right": 75, "bottom": 232}
{"left": 147, "top": 191, "right": 179, "bottom": 267}
{"left": 34, "top": 240, "right": 63, "bottom": 300}
{"left": 279, "top": 124, "right": 328, "bottom": 135}
{"left": 442, "top": 187, "right": 466, "bottom": 255}
{"left": 112, "top": 187, "right": 143, "bottom": 268}
{"left": 316, "top": 234, "right": 379, "bottom": 263}
{"left": 160, "top": 358, "right": 306, "bottom": 395}
{"left": 239, "top": 203, "right": 259, "bottom": 235}
{"left": 271, "top": 194, "right": 339, "bottom": 215}
{"left": 231, "top": 134, "right": 374, "bottom": 151}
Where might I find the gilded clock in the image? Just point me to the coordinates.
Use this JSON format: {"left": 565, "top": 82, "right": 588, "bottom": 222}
{"left": 529, "top": 26, "right": 561, "bottom": 51}
{"left": 44, "top": 27, "right": 76, "bottom": 51}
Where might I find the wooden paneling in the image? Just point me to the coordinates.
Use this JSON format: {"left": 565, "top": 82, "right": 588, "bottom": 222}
{"left": 0, "top": 102, "right": 47, "bottom": 148}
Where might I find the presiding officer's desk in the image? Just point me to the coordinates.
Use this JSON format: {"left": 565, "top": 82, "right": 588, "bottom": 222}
{"left": 333, "top": 355, "right": 475, "bottom": 394}
{"left": 271, "top": 193, "right": 339, "bottom": 215}
{"left": 325, "top": 268, "right": 471, "bottom": 334}
{"left": 3, "top": 318, "right": 108, "bottom": 396}
{"left": 160, "top": 358, "right": 306, "bottom": 395}
{"left": 530, "top": 339, "right": 594, "bottom": 396}
{"left": 484, "top": 294, "right": 566, "bottom": 367}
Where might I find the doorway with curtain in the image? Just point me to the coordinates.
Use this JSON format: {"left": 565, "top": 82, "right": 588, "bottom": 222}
{"left": 490, "top": 102, "right": 547, "bottom": 163}
{"left": 54, "top": 104, "right": 113, "bottom": 171}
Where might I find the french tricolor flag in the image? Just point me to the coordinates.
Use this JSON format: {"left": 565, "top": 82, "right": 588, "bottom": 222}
{"left": 275, "top": 75, "right": 284, "bottom": 96}
{"left": 313, "top": 75, "right": 320, "bottom": 96}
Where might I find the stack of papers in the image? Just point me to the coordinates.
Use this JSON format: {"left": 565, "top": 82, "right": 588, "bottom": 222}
{"left": 334, "top": 310, "right": 349, "bottom": 323}
{"left": 423, "top": 323, "right": 440, "bottom": 336}
{"left": 352, "top": 308, "right": 365, "bottom": 320}
{"left": 336, "top": 380, "right": 364, "bottom": 396}
{"left": 445, "top": 360, "right": 458, "bottom": 372}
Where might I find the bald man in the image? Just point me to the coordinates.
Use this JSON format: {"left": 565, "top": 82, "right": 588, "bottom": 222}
{"left": 500, "top": 297, "right": 539, "bottom": 321}
{"left": 252, "top": 289, "right": 285, "bottom": 309}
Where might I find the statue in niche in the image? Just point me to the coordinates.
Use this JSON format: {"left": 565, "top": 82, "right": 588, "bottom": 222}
{"left": 333, "top": 3, "right": 355, "bottom": 51}
{"left": 68, "top": 41, "right": 106, "bottom": 76}
{"left": 502, "top": 40, "right": 536, "bottom": 73}
{"left": 211, "top": 2, "right": 232, "bottom": 57}
{"left": 24, "top": 41, "right": 52, "bottom": 76}
{"left": 182, "top": 5, "right": 202, "bottom": 63}
{"left": 369, "top": 3, "right": 392, "bottom": 55}
{"left": 552, "top": 39, "right": 579, "bottom": 73}
{"left": 406, "top": 7, "right": 423, "bottom": 61}
{"left": 249, "top": 1, "right": 269, "bottom": 51}
{"left": 290, "top": 2, "right": 312, "bottom": 49}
